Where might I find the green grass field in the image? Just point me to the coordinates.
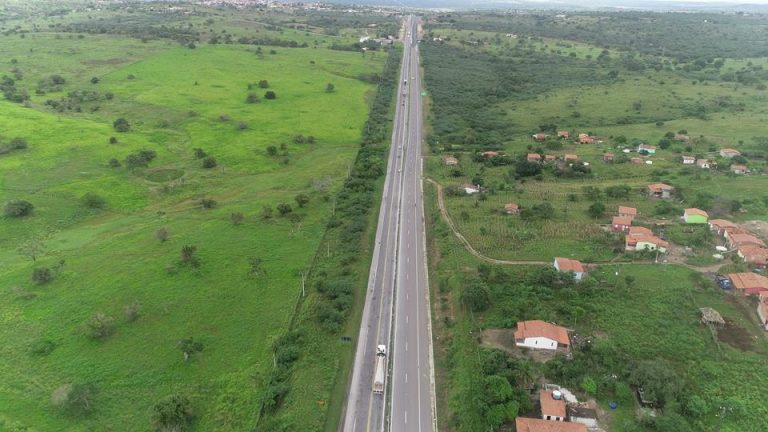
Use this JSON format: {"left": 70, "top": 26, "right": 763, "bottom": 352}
{"left": 0, "top": 24, "right": 386, "bottom": 430}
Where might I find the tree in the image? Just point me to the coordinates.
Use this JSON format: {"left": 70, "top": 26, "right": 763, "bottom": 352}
{"left": 230, "top": 212, "right": 244, "bottom": 225}
{"left": 85, "top": 312, "right": 115, "bottom": 339}
{"left": 514, "top": 160, "right": 541, "bottom": 178}
{"left": 201, "top": 156, "right": 217, "bottom": 169}
{"left": 4, "top": 199, "right": 34, "bottom": 217}
{"left": 109, "top": 136, "right": 118, "bottom": 144}
{"left": 90, "top": 77, "right": 100, "bottom": 84}
{"left": 180, "top": 245, "right": 200, "bottom": 268}
{"left": 261, "top": 205, "right": 273, "bottom": 219}
{"left": 266, "top": 145, "right": 278, "bottom": 156}
{"left": 32, "top": 267, "right": 52, "bottom": 284}
{"left": 155, "top": 227, "right": 170, "bottom": 242}
{"left": 264, "top": 91, "right": 277, "bottom": 100}
{"left": 277, "top": 203, "right": 292, "bottom": 216}
{"left": 580, "top": 376, "right": 598, "bottom": 395}
{"left": 81, "top": 192, "right": 107, "bottom": 209}
{"left": 325, "top": 83, "right": 335, "bottom": 93}
{"left": 658, "top": 138, "right": 672, "bottom": 149}
{"left": 294, "top": 194, "right": 310, "bottom": 208}
{"left": 461, "top": 281, "right": 490, "bottom": 312}
{"left": 629, "top": 360, "right": 680, "bottom": 406}
{"left": 152, "top": 394, "right": 195, "bottom": 432}
{"left": 245, "top": 93, "right": 260, "bottom": 104}
{"left": 113, "top": 117, "right": 130, "bottom": 132}
{"left": 588, "top": 202, "right": 606, "bottom": 219}
{"left": 193, "top": 148, "right": 207, "bottom": 159}
{"left": 258, "top": 80, "right": 270, "bottom": 88}
{"left": 18, "top": 237, "right": 45, "bottom": 262}
{"left": 51, "top": 383, "right": 96, "bottom": 417}
{"left": 178, "top": 337, "right": 204, "bottom": 361}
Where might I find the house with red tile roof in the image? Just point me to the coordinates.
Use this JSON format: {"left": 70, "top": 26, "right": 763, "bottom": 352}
{"left": 737, "top": 245, "right": 768, "bottom": 266}
{"left": 625, "top": 226, "right": 668, "bottom": 253}
{"left": 647, "top": 183, "right": 674, "bottom": 199}
{"left": 696, "top": 159, "right": 712, "bottom": 169}
{"left": 728, "top": 233, "right": 766, "bottom": 250}
{"left": 603, "top": 153, "right": 614, "bottom": 162}
{"left": 533, "top": 133, "right": 548, "bottom": 142}
{"left": 728, "top": 273, "right": 768, "bottom": 296}
{"left": 731, "top": 164, "right": 747, "bottom": 175}
{"left": 564, "top": 154, "right": 578, "bottom": 162}
{"left": 514, "top": 320, "right": 570, "bottom": 350}
{"left": 540, "top": 390, "right": 566, "bottom": 422}
{"left": 618, "top": 206, "right": 637, "bottom": 220}
{"left": 720, "top": 148, "right": 741, "bottom": 158}
{"left": 504, "top": 203, "right": 520, "bottom": 215}
{"left": 482, "top": 151, "right": 499, "bottom": 158}
{"left": 683, "top": 208, "right": 708, "bottom": 224}
{"left": 528, "top": 153, "right": 543, "bottom": 162}
{"left": 723, "top": 226, "right": 749, "bottom": 243}
{"left": 709, "top": 219, "right": 737, "bottom": 236}
{"left": 516, "top": 417, "right": 587, "bottom": 432}
{"left": 545, "top": 154, "right": 557, "bottom": 162}
{"left": 612, "top": 216, "right": 632, "bottom": 232}
{"left": 558, "top": 131, "right": 570, "bottom": 139}
{"left": 553, "top": 257, "right": 586, "bottom": 281}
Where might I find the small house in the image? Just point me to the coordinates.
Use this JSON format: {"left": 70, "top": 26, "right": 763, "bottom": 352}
{"left": 737, "top": 245, "right": 768, "bottom": 266}
{"left": 553, "top": 257, "right": 586, "bottom": 281}
{"left": 540, "top": 390, "right": 566, "bottom": 422}
{"left": 545, "top": 154, "right": 557, "bottom": 163}
{"left": 682, "top": 155, "right": 695, "bottom": 165}
{"left": 533, "top": 133, "right": 547, "bottom": 142}
{"left": 758, "top": 294, "right": 768, "bottom": 331}
{"left": 638, "top": 144, "right": 656, "bottom": 154}
{"left": 504, "top": 203, "right": 520, "bottom": 215}
{"left": 625, "top": 226, "right": 668, "bottom": 253}
{"left": 696, "top": 159, "right": 712, "bottom": 169}
{"left": 527, "top": 153, "right": 542, "bottom": 163}
{"left": 728, "top": 272, "right": 768, "bottom": 296}
{"left": 683, "top": 208, "right": 708, "bottom": 224}
{"left": 618, "top": 206, "right": 638, "bottom": 220}
{"left": 516, "top": 418, "right": 587, "bottom": 432}
{"left": 578, "top": 133, "right": 596, "bottom": 144}
{"left": 482, "top": 151, "right": 499, "bottom": 158}
{"left": 720, "top": 148, "right": 742, "bottom": 159}
{"left": 612, "top": 216, "right": 632, "bottom": 232}
{"left": 569, "top": 407, "right": 598, "bottom": 428}
{"left": 603, "top": 153, "right": 614, "bottom": 162}
{"left": 631, "top": 157, "right": 644, "bottom": 164}
{"left": 558, "top": 131, "right": 570, "bottom": 139}
{"left": 709, "top": 219, "right": 737, "bottom": 236}
{"left": 723, "top": 226, "right": 749, "bottom": 243}
{"left": 564, "top": 154, "right": 578, "bottom": 162}
{"left": 444, "top": 156, "right": 458, "bottom": 166}
{"left": 647, "top": 183, "right": 674, "bottom": 199}
{"left": 674, "top": 133, "right": 690, "bottom": 142}
{"left": 731, "top": 164, "right": 747, "bottom": 175}
{"left": 514, "top": 320, "right": 570, "bottom": 350}
{"left": 728, "top": 233, "right": 766, "bottom": 249}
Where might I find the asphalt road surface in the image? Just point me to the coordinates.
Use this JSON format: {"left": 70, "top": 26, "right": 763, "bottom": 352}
{"left": 342, "top": 15, "right": 436, "bottom": 432}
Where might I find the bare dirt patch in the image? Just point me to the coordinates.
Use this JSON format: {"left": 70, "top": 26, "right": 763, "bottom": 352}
{"left": 741, "top": 220, "right": 768, "bottom": 241}
{"left": 717, "top": 318, "right": 755, "bottom": 351}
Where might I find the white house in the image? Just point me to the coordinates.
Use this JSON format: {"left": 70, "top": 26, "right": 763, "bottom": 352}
{"left": 696, "top": 159, "right": 711, "bottom": 169}
{"left": 514, "top": 320, "right": 570, "bottom": 351}
{"left": 682, "top": 155, "right": 695, "bottom": 165}
{"left": 462, "top": 184, "right": 480, "bottom": 194}
{"left": 638, "top": 144, "right": 656, "bottom": 154}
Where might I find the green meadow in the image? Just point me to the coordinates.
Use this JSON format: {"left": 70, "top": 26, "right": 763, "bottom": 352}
{"left": 0, "top": 25, "right": 385, "bottom": 431}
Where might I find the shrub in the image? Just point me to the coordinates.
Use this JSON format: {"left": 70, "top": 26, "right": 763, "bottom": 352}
{"left": 277, "top": 203, "right": 292, "bottom": 215}
{"left": 51, "top": 383, "right": 96, "bottom": 417}
{"left": 109, "top": 136, "right": 118, "bottom": 144}
{"left": 152, "top": 394, "right": 194, "bottom": 432}
{"left": 155, "top": 227, "right": 170, "bottom": 242}
{"left": 4, "top": 199, "right": 34, "bottom": 217}
{"left": 201, "top": 156, "right": 217, "bottom": 169}
{"left": 230, "top": 212, "right": 244, "bottom": 225}
{"left": 31, "top": 267, "right": 52, "bottom": 284}
{"left": 200, "top": 198, "right": 217, "bottom": 209}
{"left": 325, "top": 83, "right": 335, "bottom": 93}
{"left": 9, "top": 137, "right": 27, "bottom": 149}
{"left": 124, "top": 301, "right": 141, "bottom": 322}
{"left": 85, "top": 313, "right": 115, "bottom": 339}
{"left": 30, "top": 339, "right": 56, "bottom": 356}
{"left": 264, "top": 91, "right": 277, "bottom": 100}
{"left": 193, "top": 148, "right": 207, "bottom": 159}
{"left": 246, "top": 93, "right": 260, "bottom": 103}
{"left": 81, "top": 193, "right": 107, "bottom": 209}
{"left": 461, "top": 281, "right": 490, "bottom": 312}
{"left": 113, "top": 117, "right": 130, "bottom": 132}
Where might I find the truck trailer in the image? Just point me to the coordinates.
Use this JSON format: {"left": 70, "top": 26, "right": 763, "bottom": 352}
{"left": 373, "top": 344, "right": 387, "bottom": 394}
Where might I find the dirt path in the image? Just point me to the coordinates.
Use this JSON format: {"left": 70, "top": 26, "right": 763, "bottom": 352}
{"left": 424, "top": 178, "right": 724, "bottom": 274}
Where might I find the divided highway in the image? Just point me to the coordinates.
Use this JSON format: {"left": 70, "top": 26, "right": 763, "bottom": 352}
{"left": 342, "top": 15, "right": 436, "bottom": 432}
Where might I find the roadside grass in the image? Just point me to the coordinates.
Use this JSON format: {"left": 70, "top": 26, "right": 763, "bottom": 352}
{"left": 0, "top": 37, "right": 385, "bottom": 431}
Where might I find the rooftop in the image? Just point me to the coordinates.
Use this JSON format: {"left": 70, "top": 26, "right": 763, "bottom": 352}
{"left": 515, "top": 320, "right": 570, "bottom": 346}
{"left": 516, "top": 417, "right": 588, "bottom": 432}
{"left": 555, "top": 257, "right": 585, "bottom": 273}
{"left": 728, "top": 273, "right": 768, "bottom": 290}
{"left": 685, "top": 208, "right": 709, "bottom": 217}
{"left": 540, "top": 390, "right": 566, "bottom": 419}
{"left": 618, "top": 206, "right": 637, "bottom": 216}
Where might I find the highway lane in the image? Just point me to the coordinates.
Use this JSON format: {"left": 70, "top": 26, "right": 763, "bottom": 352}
{"left": 389, "top": 17, "right": 435, "bottom": 432}
{"left": 342, "top": 15, "right": 421, "bottom": 432}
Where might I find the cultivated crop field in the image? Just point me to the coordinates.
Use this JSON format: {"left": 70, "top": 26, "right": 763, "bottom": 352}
{"left": 0, "top": 4, "right": 391, "bottom": 430}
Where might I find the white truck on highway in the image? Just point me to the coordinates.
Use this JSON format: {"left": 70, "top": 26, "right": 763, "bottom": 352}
{"left": 373, "top": 344, "right": 387, "bottom": 394}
